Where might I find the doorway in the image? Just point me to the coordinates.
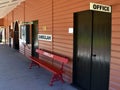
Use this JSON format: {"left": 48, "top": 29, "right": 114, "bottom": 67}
{"left": 73, "top": 10, "right": 111, "bottom": 90}
{"left": 13, "top": 21, "right": 19, "bottom": 50}
{"left": 0, "top": 30, "right": 2, "bottom": 43}
{"left": 32, "top": 20, "right": 39, "bottom": 58}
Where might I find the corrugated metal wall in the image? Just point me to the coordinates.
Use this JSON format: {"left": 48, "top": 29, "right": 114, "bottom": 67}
{"left": 3, "top": 0, "right": 120, "bottom": 89}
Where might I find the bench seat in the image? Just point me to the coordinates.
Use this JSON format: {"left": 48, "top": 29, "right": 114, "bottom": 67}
{"left": 29, "top": 49, "right": 68, "bottom": 86}
{"left": 29, "top": 56, "right": 63, "bottom": 74}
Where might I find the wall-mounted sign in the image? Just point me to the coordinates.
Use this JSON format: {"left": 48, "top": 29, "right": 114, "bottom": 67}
{"left": 42, "top": 26, "right": 47, "bottom": 31}
{"left": 68, "top": 28, "right": 73, "bottom": 34}
{"left": 22, "top": 22, "right": 33, "bottom": 25}
{"left": 38, "top": 34, "right": 52, "bottom": 41}
{"left": 90, "top": 2, "right": 111, "bottom": 13}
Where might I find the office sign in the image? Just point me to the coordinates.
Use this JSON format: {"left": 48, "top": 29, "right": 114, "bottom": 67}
{"left": 38, "top": 34, "right": 52, "bottom": 41}
{"left": 90, "top": 2, "right": 111, "bottom": 13}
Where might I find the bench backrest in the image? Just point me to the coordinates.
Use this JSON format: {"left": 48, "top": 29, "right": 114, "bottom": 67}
{"left": 36, "top": 49, "right": 68, "bottom": 64}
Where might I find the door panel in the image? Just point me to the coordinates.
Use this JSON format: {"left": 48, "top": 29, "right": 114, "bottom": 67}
{"left": 13, "top": 21, "right": 19, "bottom": 50}
{"left": 91, "top": 11, "right": 111, "bottom": 90}
{"left": 32, "top": 20, "right": 39, "bottom": 58}
{"left": 73, "top": 10, "right": 111, "bottom": 90}
{"left": 73, "top": 11, "right": 92, "bottom": 90}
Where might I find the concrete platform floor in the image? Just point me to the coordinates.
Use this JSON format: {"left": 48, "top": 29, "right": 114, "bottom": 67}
{"left": 0, "top": 44, "right": 78, "bottom": 90}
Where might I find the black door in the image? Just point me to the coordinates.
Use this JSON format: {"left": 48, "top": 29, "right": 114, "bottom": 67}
{"left": 73, "top": 10, "right": 111, "bottom": 90}
{"left": 13, "top": 21, "right": 19, "bottom": 50}
{"left": 91, "top": 11, "right": 111, "bottom": 90}
{"left": 32, "top": 20, "right": 39, "bottom": 58}
{"left": 0, "top": 31, "right": 2, "bottom": 42}
{"left": 73, "top": 11, "right": 92, "bottom": 90}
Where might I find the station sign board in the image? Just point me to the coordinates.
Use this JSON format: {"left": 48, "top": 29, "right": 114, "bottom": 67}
{"left": 38, "top": 34, "right": 52, "bottom": 41}
{"left": 90, "top": 2, "right": 111, "bottom": 13}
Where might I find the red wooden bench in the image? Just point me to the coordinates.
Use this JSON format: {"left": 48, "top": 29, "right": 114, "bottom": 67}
{"left": 29, "top": 49, "right": 68, "bottom": 86}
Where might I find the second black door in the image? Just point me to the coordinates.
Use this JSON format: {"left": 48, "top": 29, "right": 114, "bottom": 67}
{"left": 13, "top": 21, "right": 19, "bottom": 50}
{"left": 73, "top": 10, "right": 111, "bottom": 90}
{"left": 32, "top": 20, "right": 39, "bottom": 58}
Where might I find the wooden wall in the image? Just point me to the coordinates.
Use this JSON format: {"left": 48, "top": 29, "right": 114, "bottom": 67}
{"left": 110, "top": 4, "right": 120, "bottom": 90}
{"left": 0, "top": 18, "right": 4, "bottom": 26}
{"left": 3, "top": 0, "right": 120, "bottom": 89}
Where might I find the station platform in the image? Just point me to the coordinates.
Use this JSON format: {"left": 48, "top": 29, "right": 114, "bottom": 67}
{"left": 0, "top": 44, "right": 77, "bottom": 90}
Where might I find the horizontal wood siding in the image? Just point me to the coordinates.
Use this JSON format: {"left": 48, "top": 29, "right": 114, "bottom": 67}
{"left": 3, "top": 0, "right": 120, "bottom": 89}
{"left": 110, "top": 4, "right": 120, "bottom": 90}
{"left": 7, "top": 12, "right": 13, "bottom": 26}
{"left": 13, "top": 3, "right": 27, "bottom": 55}
{"left": 4, "top": 15, "right": 9, "bottom": 44}
{"left": 0, "top": 19, "right": 4, "bottom": 26}
{"left": 25, "top": 0, "right": 53, "bottom": 52}
{"left": 13, "top": 2, "right": 24, "bottom": 21}
{"left": 53, "top": 0, "right": 104, "bottom": 83}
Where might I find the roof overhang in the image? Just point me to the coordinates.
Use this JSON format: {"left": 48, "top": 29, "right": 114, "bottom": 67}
{"left": 0, "top": 0, "right": 25, "bottom": 19}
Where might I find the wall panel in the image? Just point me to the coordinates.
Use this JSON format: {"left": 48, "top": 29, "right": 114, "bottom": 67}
{"left": 13, "top": 3, "right": 24, "bottom": 21}
{"left": 0, "top": 19, "right": 4, "bottom": 26}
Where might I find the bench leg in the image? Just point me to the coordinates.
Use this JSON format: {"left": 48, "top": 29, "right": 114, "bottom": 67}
{"left": 49, "top": 73, "right": 64, "bottom": 86}
{"left": 29, "top": 61, "right": 33, "bottom": 69}
{"left": 49, "top": 74, "right": 57, "bottom": 86}
{"left": 58, "top": 73, "right": 64, "bottom": 83}
{"left": 29, "top": 61, "right": 39, "bottom": 69}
